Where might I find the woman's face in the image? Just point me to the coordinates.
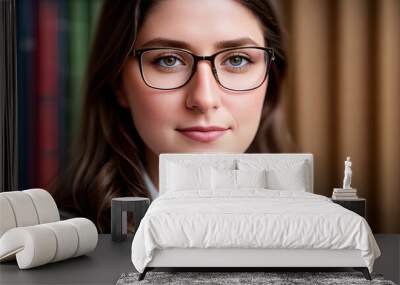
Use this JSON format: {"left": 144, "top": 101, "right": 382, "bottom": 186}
{"left": 118, "top": 0, "right": 267, "bottom": 158}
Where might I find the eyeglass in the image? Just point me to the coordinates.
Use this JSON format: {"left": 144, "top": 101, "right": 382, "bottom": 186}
{"left": 131, "top": 46, "right": 275, "bottom": 91}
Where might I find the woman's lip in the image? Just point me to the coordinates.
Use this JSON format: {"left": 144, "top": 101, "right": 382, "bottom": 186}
{"left": 177, "top": 126, "right": 228, "bottom": 132}
{"left": 177, "top": 129, "right": 229, "bottom": 143}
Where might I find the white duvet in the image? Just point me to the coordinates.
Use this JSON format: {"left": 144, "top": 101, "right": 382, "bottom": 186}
{"left": 131, "top": 189, "right": 380, "bottom": 273}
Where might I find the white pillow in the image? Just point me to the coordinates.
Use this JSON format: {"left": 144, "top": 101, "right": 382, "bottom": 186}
{"left": 166, "top": 159, "right": 236, "bottom": 170}
{"left": 167, "top": 163, "right": 212, "bottom": 191}
{"left": 266, "top": 162, "right": 308, "bottom": 191}
{"left": 211, "top": 168, "right": 237, "bottom": 190}
{"left": 236, "top": 169, "right": 267, "bottom": 188}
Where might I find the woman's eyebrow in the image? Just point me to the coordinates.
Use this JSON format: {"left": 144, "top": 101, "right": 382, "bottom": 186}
{"left": 139, "top": 37, "right": 261, "bottom": 50}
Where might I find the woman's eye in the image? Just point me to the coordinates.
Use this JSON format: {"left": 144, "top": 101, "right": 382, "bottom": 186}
{"left": 224, "top": 55, "right": 250, "bottom": 68}
{"left": 156, "top": 56, "right": 183, "bottom": 68}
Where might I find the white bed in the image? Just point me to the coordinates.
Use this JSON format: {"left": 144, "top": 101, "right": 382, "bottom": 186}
{"left": 131, "top": 153, "right": 380, "bottom": 280}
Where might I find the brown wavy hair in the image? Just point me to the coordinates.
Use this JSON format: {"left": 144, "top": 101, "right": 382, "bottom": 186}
{"left": 50, "top": 0, "right": 295, "bottom": 233}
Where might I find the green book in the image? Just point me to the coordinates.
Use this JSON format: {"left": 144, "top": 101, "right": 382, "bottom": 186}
{"left": 68, "top": 0, "right": 89, "bottom": 143}
{"left": 89, "top": 0, "right": 103, "bottom": 39}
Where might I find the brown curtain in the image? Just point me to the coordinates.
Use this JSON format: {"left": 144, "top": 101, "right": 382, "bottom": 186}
{"left": 278, "top": 0, "right": 400, "bottom": 233}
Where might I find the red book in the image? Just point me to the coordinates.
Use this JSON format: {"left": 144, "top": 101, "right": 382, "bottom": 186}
{"left": 35, "top": 0, "right": 59, "bottom": 188}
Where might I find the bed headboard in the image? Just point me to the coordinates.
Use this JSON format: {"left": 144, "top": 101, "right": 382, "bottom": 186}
{"left": 159, "top": 153, "right": 314, "bottom": 195}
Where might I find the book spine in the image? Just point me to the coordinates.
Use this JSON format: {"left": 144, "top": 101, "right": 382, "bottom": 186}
{"left": 68, "top": 0, "right": 89, "bottom": 142}
{"left": 89, "top": 0, "right": 103, "bottom": 38}
{"left": 332, "top": 195, "right": 359, "bottom": 199}
{"left": 58, "top": 0, "right": 69, "bottom": 171}
{"left": 35, "top": 0, "right": 59, "bottom": 187}
{"left": 332, "top": 197, "right": 359, "bottom": 200}
{"left": 17, "top": 0, "right": 37, "bottom": 189}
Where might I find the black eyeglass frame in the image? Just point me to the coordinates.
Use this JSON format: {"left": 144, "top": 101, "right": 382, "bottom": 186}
{"left": 130, "top": 46, "right": 275, "bottom": 92}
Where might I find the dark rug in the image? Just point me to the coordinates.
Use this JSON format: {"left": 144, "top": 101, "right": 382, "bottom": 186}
{"left": 116, "top": 271, "right": 396, "bottom": 285}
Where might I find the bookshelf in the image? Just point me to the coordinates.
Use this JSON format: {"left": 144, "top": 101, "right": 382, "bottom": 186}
{"left": 16, "top": 0, "right": 103, "bottom": 190}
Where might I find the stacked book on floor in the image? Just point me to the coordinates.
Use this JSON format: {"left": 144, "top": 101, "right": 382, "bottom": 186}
{"left": 332, "top": 188, "right": 358, "bottom": 200}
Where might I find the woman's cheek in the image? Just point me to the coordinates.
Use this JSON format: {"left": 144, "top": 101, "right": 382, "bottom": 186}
{"left": 129, "top": 96, "right": 177, "bottom": 136}
{"left": 226, "top": 89, "right": 266, "bottom": 133}
{"left": 123, "top": 65, "right": 177, "bottom": 130}
{"left": 127, "top": 97, "right": 174, "bottom": 154}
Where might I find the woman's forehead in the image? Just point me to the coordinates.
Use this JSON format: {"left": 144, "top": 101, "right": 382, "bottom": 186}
{"left": 134, "top": 0, "right": 265, "bottom": 53}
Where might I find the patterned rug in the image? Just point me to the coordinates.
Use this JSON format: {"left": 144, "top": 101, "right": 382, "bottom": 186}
{"left": 116, "top": 271, "right": 396, "bottom": 285}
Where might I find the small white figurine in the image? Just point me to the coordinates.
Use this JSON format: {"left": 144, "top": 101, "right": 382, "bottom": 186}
{"left": 342, "top": 156, "right": 352, "bottom": 189}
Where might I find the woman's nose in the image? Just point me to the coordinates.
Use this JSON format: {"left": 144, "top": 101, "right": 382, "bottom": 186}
{"left": 185, "top": 61, "right": 222, "bottom": 113}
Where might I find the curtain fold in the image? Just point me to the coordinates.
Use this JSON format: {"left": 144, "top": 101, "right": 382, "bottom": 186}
{"left": 377, "top": 0, "right": 400, "bottom": 233}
